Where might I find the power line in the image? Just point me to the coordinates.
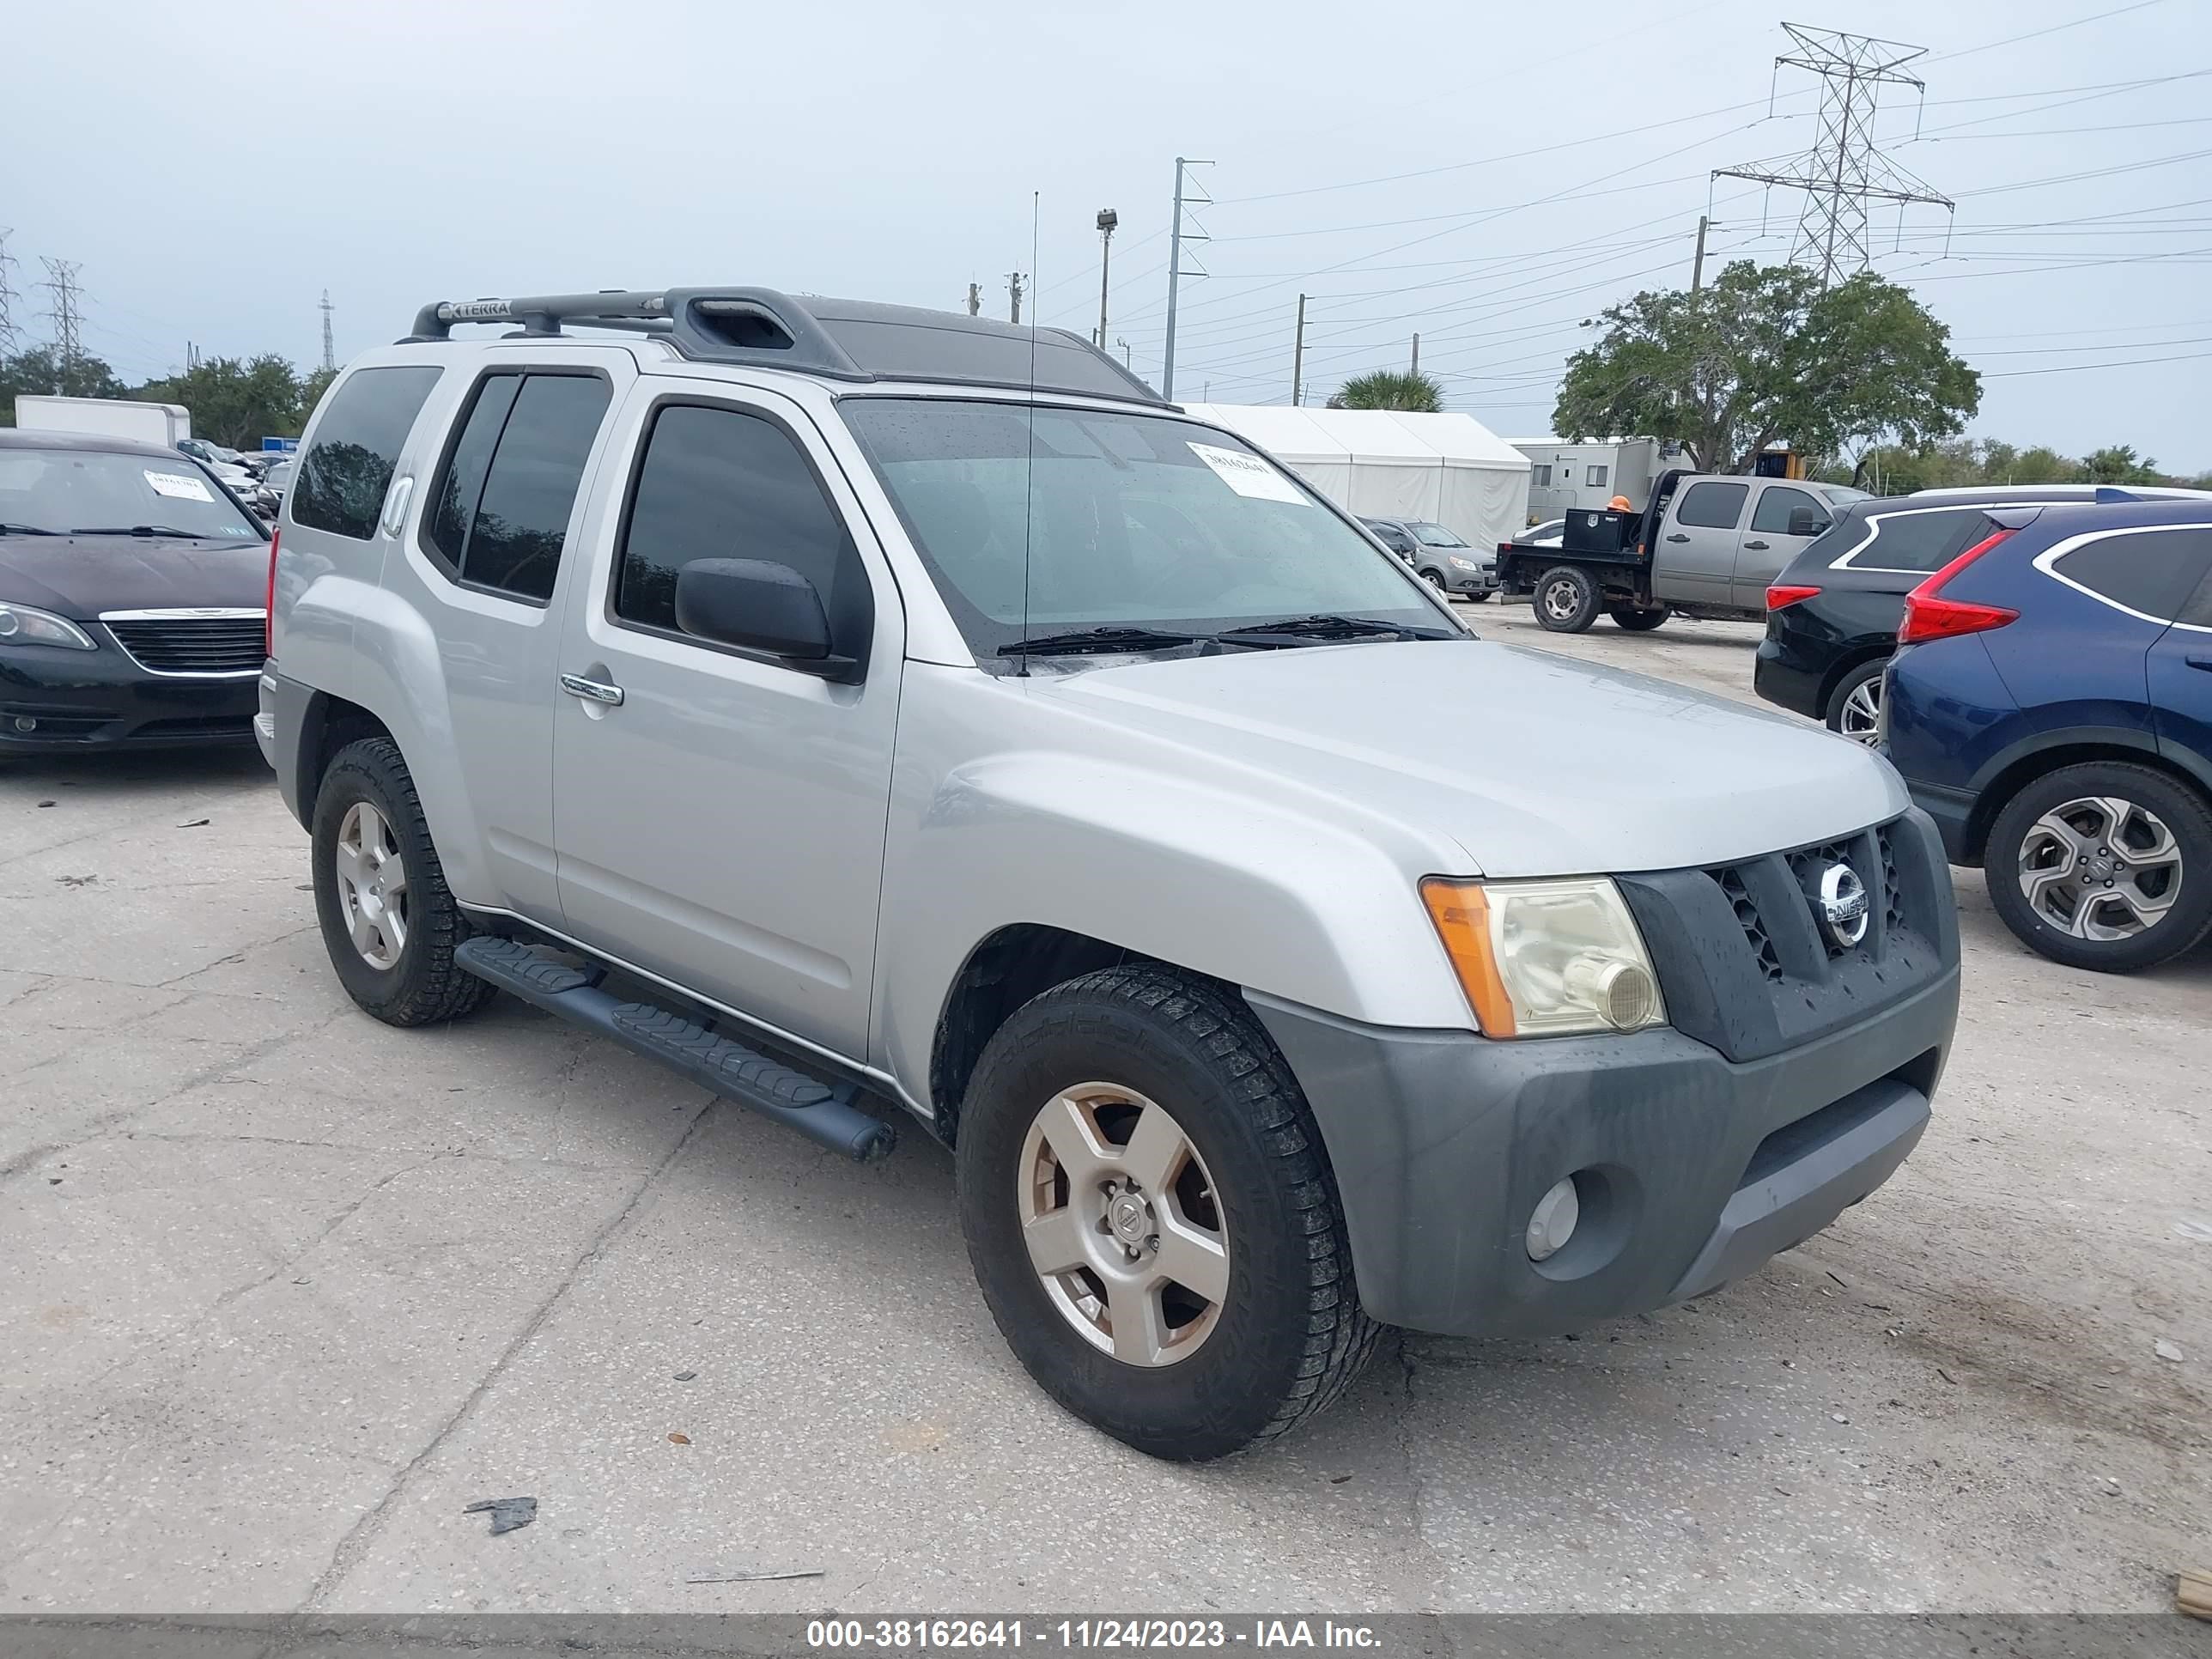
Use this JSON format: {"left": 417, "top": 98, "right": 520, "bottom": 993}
{"left": 1984, "top": 347, "right": 2212, "bottom": 377}
{"left": 1919, "top": 0, "right": 2166, "bottom": 66}
{"left": 40, "top": 258, "right": 83, "bottom": 377}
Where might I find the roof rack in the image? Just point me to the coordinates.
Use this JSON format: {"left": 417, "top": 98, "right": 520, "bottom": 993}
{"left": 399, "top": 287, "right": 1167, "bottom": 405}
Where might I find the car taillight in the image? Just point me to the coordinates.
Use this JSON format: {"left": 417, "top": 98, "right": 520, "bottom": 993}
{"left": 264, "top": 528, "right": 280, "bottom": 659}
{"left": 1898, "top": 527, "right": 2019, "bottom": 645}
{"left": 1765, "top": 584, "right": 1820, "bottom": 611}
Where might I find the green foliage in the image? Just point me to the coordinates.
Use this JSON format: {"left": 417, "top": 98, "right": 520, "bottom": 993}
{"left": 2083, "top": 444, "right": 2164, "bottom": 485}
{"left": 1818, "top": 437, "right": 2191, "bottom": 494}
{"left": 1553, "top": 260, "right": 1980, "bottom": 473}
{"left": 0, "top": 346, "right": 130, "bottom": 419}
{"left": 1328, "top": 369, "right": 1445, "bottom": 412}
{"left": 132, "top": 354, "right": 307, "bottom": 449}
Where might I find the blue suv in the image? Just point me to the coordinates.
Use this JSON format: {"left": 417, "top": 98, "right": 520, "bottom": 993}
{"left": 1884, "top": 494, "right": 2212, "bottom": 972}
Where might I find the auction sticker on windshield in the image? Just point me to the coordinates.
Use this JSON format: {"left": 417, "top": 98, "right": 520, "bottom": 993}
{"left": 1188, "top": 442, "right": 1307, "bottom": 505}
{"left": 145, "top": 471, "right": 216, "bottom": 502}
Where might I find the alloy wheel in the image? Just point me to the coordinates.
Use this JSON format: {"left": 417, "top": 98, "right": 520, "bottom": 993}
{"left": 2016, "top": 794, "right": 2182, "bottom": 940}
{"left": 334, "top": 800, "right": 409, "bottom": 969}
{"left": 1016, "top": 1083, "right": 1228, "bottom": 1367}
{"left": 1838, "top": 675, "right": 1883, "bottom": 746}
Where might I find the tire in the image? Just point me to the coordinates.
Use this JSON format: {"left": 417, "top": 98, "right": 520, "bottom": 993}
{"left": 1534, "top": 565, "right": 1600, "bottom": 633}
{"left": 311, "top": 736, "right": 496, "bottom": 1025}
{"left": 956, "top": 966, "right": 1378, "bottom": 1461}
{"left": 1419, "top": 568, "right": 1447, "bottom": 591}
{"left": 1982, "top": 761, "right": 2212, "bottom": 973}
{"left": 1823, "top": 659, "right": 1887, "bottom": 746}
{"left": 1466, "top": 590, "right": 1493, "bottom": 604}
{"left": 1607, "top": 601, "right": 1670, "bottom": 632}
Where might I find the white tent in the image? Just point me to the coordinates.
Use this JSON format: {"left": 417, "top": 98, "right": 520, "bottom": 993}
{"left": 1181, "top": 404, "right": 1532, "bottom": 551}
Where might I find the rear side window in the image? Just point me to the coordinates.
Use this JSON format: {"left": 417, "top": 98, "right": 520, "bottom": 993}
{"left": 612, "top": 402, "right": 869, "bottom": 658}
{"left": 2052, "top": 526, "right": 2212, "bottom": 623}
{"left": 292, "top": 366, "right": 442, "bottom": 539}
{"left": 1844, "top": 507, "right": 1984, "bottom": 573}
{"left": 424, "top": 372, "right": 611, "bottom": 603}
{"left": 1675, "top": 481, "right": 1747, "bottom": 529}
{"left": 1751, "top": 485, "right": 1824, "bottom": 536}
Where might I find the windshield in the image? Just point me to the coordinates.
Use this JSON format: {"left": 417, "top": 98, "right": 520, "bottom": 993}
{"left": 842, "top": 398, "right": 1444, "bottom": 653}
{"left": 0, "top": 447, "right": 264, "bottom": 540}
{"left": 1409, "top": 521, "right": 1466, "bottom": 548}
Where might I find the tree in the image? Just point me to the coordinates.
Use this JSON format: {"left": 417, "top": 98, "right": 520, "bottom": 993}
{"left": 1553, "top": 260, "right": 1980, "bottom": 474}
{"left": 133, "top": 354, "right": 306, "bottom": 449}
{"left": 300, "top": 365, "right": 339, "bottom": 422}
{"left": 1328, "top": 369, "right": 1444, "bottom": 412}
{"left": 2084, "top": 444, "right": 2163, "bottom": 485}
{"left": 0, "top": 345, "right": 129, "bottom": 419}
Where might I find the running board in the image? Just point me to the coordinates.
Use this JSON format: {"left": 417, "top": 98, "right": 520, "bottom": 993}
{"left": 454, "top": 936, "right": 896, "bottom": 1163}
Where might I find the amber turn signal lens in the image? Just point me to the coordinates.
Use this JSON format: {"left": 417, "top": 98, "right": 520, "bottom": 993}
{"left": 1419, "top": 878, "right": 1517, "bottom": 1037}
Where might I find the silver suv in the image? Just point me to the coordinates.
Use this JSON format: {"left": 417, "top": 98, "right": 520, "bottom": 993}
{"left": 258, "top": 287, "right": 1960, "bottom": 1460}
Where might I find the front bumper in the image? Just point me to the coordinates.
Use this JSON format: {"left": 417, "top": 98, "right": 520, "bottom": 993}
{"left": 1249, "top": 965, "right": 1956, "bottom": 1338}
{"left": 1447, "top": 565, "right": 1498, "bottom": 596}
{"left": 0, "top": 640, "right": 258, "bottom": 751}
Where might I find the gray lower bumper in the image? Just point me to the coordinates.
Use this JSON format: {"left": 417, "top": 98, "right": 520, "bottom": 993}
{"left": 1248, "top": 970, "right": 1956, "bottom": 1338}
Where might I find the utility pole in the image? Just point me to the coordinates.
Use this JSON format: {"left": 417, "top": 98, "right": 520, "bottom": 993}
{"left": 1006, "top": 270, "right": 1026, "bottom": 325}
{"left": 1714, "top": 25, "right": 1951, "bottom": 286}
{"left": 319, "top": 289, "right": 336, "bottom": 374}
{"left": 1692, "top": 215, "right": 1711, "bottom": 290}
{"left": 966, "top": 282, "right": 981, "bottom": 318}
{"left": 1409, "top": 333, "right": 1420, "bottom": 377}
{"left": 0, "top": 229, "right": 19, "bottom": 353}
{"left": 1094, "top": 207, "right": 1117, "bottom": 349}
{"left": 1290, "top": 293, "right": 1306, "bottom": 407}
{"left": 1115, "top": 336, "right": 1131, "bottom": 368}
{"left": 1161, "top": 155, "right": 1212, "bottom": 401}
{"left": 40, "top": 258, "right": 82, "bottom": 390}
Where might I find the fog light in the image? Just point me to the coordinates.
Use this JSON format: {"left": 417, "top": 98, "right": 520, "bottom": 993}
{"left": 12, "top": 716, "right": 35, "bottom": 733}
{"left": 1526, "top": 1176, "right": 1580, "bottom": 1261}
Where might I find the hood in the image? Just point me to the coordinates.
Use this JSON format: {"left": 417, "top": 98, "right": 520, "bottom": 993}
{"left": 1036, "top": 639, "right": 1908, "bottom": 878}
{"left": 0, "top": 535, "right": 270, "bottom": 619}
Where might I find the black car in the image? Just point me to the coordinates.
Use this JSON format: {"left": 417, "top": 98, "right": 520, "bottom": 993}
{"left": 1750, "top": 486, "right": 2195, "bottom": 745}
{"left": 0, "top": 429, "right": 270, "bottom": 751}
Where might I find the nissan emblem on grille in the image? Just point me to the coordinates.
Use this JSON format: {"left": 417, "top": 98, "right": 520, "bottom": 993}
{"left": 1818, "top": 862, "right": 1870, "bottom": 949}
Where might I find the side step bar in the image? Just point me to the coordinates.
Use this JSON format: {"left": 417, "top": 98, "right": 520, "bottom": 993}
{"left": 454, "top": 936, "right": 896, "bottom": 1163}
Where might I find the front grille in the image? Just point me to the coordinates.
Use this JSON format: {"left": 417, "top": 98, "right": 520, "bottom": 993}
{"left": 1877, "top": 824, "right": 1906, "bottom": 939}
{"left": 103, "top": 614, "right": 265, "bottom": 677}
{"left": 1784, "top": 839, "right": 1859, "bottom": 959}
{"left": 1713, "top": 865, "right": 1784, "bottom": 981}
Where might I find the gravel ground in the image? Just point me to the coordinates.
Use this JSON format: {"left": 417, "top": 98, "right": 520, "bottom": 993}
{"left": 0, "top": 605, "right": 2204, "bottom": 1615}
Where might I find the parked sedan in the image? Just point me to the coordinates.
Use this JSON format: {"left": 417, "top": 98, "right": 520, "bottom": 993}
{"left": 1358, "top": 515, "right": 1497, "bottom": 599}
{"left": 0, "top": 430, "right": 270, "bottom": 750}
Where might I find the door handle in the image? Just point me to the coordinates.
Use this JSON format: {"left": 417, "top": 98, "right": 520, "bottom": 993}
{"left": 2187, "top": 655, "right": 2212, "bottom": 672}
{"left": 559, "top": 672, "right": 624, "bottom": 707}
{"left": 1743, "top": 539, "right": 1770, "bottom": 550}
{"left": 1665, "top": 532, "right": 1690, "bottom": 543}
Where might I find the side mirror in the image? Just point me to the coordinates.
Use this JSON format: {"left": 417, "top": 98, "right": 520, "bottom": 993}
{"left": 674, "top": 558, "right": 835, "bottom": 664}
{"left": 1787, "top": 507, "right": 1829, "bottom": 538}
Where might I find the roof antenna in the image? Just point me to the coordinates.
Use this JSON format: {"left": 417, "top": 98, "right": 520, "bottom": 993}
{"left": 1017, "top": 190, "right": 1041, "bottom": 678}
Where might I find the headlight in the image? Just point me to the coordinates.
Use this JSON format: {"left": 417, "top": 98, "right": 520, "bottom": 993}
{"left": 1448, "top": 556, "right": 1478, "bottom": 572}
{"left": 1420, "top": 876, "right": 1666, "bottom": 1038}
{"left": 0, "top": 603, "right": 96, "bottom": 650}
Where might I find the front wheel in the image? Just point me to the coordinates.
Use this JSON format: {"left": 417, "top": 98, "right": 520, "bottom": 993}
{"left": 1607, "top": 601, "right": 1669, "bottom": 632}
{"left": 1465, "top": 589, "right": 1494, "bottom": 604}
{"left": 1983, "top": 761, "right": 2212, "bottom": 972}
{"left": 956, "top": 967, "right": 1377, "bottom": 1460}
{"left": 1419, "top": 568, "right": 1447, "bottom": 592}
{"left": 312, "top": 736, "right": 496, "bottom": 1025}
{"left": 1534, "top": 565, "right": 1600, "bottom": 633}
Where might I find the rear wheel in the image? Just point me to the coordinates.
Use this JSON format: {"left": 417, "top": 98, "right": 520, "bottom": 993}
{"left": 1607, "top": 601, "right": 1669, "bottom": 632}
{"left": 1983, "top": 761, "right": 2212, "bottom": 972}
{"left": 312, "top": 737, "right": 495, "bottom": 1025}
{"left": 1824, "top": 660, "right": 1887, "bottom": 746}
{"left": 1534, "top": 565, "right": 1600, "bottom": 633}
{"left": 956, "top": 967, "right": 1377, "bottom": 1460}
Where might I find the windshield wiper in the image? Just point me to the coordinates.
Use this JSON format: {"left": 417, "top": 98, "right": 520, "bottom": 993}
{"left": 0, "top": 522, "right": 60, "bottom": 537}
{"left": 1217, "top": 613, "right": 1454, "bottom": 644}
{"left": 997, "top": 626, "right": 1209, "bottom": 658}
{"left": 68, "top": 526, "right": 212, "bottom": 538}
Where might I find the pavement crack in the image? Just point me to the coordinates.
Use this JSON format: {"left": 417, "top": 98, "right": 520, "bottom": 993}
{"left": 298, "top": 1100, "right": 719, "bottom": 1611}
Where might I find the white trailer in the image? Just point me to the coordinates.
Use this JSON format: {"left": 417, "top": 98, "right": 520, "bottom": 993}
{"left": 13, "top": 396, "right": 191, "bottom": 448}
{"left": 1510, "top": 436, "right": 1686, "bottom": 518}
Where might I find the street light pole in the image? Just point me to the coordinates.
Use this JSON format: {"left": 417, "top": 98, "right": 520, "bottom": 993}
{"left": 1095, "top": 208, "right": 1118, "bottom": 349}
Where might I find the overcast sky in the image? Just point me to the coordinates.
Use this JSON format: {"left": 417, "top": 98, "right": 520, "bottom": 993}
{"left": 9, "top": 0, "right": 2209, "bottom": 468}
